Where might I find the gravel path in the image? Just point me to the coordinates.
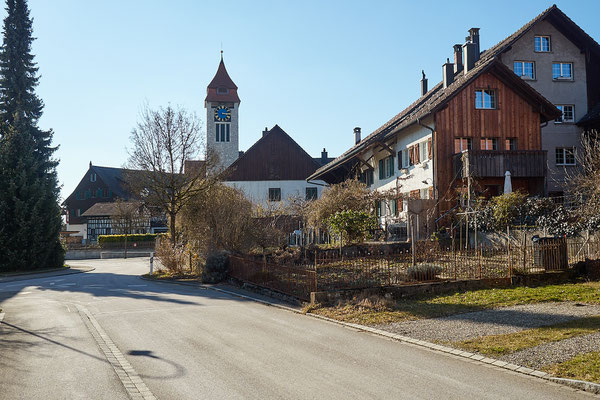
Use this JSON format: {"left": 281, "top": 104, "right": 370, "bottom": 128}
{"left": 500, "top": 331, "right": 600, "bottom": 370}
{"left": 377, "top": 302, "right": 600, "bottom": 342}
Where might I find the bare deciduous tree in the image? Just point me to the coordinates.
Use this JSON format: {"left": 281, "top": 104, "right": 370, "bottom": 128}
{"left": 568, "top": 130, "right": 600, "bottom": 228}
{"left": 126, "top": 104, "right": 219, "bottom": 244}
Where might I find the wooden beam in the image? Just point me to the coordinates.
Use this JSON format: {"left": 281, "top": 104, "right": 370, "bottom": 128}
{"left": 356, "top": 157, "right": 373, "bottom": 171}
{"left": 376, "top": 141, "right": 395, "bottom": 156}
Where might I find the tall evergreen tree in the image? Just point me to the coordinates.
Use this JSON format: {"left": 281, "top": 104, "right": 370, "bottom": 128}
{"left": 0, "top": 0, "right": 63, "bottom": 272}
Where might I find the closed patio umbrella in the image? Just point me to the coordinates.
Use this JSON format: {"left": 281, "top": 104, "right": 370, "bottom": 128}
{"left": 504, "top": 170, "right": 512, "bottom": 194}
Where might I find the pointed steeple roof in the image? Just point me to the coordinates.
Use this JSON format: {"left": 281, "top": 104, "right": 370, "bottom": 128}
{"left": 205, "top": 55, "right": 240, "bottom": 103}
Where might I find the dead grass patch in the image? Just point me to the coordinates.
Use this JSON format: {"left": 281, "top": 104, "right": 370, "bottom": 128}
{"left": 543, "top": 351, "right": 600, "bottom": 384}
{"left": 308, "top": 281, "right": 600, "bottom": 325}
{"left": 453, "top": 316, "right": 600, "bottom": 356}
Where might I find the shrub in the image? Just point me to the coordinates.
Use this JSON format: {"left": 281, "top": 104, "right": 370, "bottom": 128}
{"left": 202, "top": 251, "right": 229, "bottom": 283}
{"left": 328, "top": 210, "right": 378, "bottom": 245}
{"left": 154, "top": 238, "right": 187, "bottom": 274}
{"left": 98, "top": 233, "right": 160, "bottom": 246}
{"left": 406, "top": 263, "right": 443, "bottom": 281}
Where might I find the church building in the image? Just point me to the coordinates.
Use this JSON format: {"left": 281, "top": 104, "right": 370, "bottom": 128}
{"left": 204, "top": 56, "right": 332, "bottom": 206}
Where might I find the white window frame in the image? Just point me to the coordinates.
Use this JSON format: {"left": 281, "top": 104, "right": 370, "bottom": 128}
{"left": 555, "top": 105, "right": 575, "bottom": 123}
{"left": 480, "top": 138, "right": 498, "bottom": 151}
{"left": 513, "top": 61, "right": 535, "bottom": 80}
{"left": 555, "top": 147, "right": 576, "bottom": 166}
{"left": 475, "top": 89, "right": 497, "bottom": 109}
{"left": 419, "top": 141, "right": 429, "bottom": 162}
{"left": 454, "top": 137, "right": 472, "bottom": 153}
{"left": 552, "top": 62, "right": 573, "bottom": 80}
{"left": 534, "top": 36, "right": 551, "bottom": 52}
{"left": 401, "top": 149, "right": 410, "bottom": 168}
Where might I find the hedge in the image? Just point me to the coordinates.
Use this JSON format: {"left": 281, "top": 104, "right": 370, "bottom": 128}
{"left": 98, "top": 234, "right": 160, "bottom": 245}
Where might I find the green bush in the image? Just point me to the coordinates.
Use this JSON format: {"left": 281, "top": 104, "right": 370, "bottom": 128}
{"left": 202, "top": 252, "right": 229, "bottom": 283}
{"left": 98, "top": 233, "right": 160, "bottom": 246}
{"left": 407, "top": 263, "right": 443, "bottom": 281}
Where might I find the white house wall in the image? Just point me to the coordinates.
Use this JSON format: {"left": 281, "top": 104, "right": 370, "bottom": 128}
{"left": 367, "top": 117, "right": 435, "bottom": 196}
{"left": 66, "top": 223, "right": 87, "bottom": 241}
{"left": 224, "top": 180, "right": 326, "bottom": 207}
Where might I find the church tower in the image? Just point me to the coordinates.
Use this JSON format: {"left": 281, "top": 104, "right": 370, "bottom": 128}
{"left": 205, "top": 54, "right": 240, "bottom": 169}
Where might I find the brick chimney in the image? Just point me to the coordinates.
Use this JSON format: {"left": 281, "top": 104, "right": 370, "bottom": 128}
{"left": 453, "top": 44, "right": 463, "bottom": 73}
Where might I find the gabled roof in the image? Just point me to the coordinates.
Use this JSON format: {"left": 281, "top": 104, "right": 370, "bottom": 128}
{"left": 224, "top": 125, "right": 322, "bottom": 181}
{"left": 481, "top": 4, "right": 600, "bottom": 63}
{"left": 308, "top": 59, "right": 560, "bottom": 181}
{"left": 309, "top": 5, "right": 600, "bottom": 183}
{"left": 63, "top": 164, "right": 142, "bottom": 205}
{"left": 206, "top": 57, "right": 240, "bottom": 103}
{"left": 92, "top": 165, "right": 138, "bottom": 199}
{"left": 81, "top": 201, "right": 141, "bottom": 217}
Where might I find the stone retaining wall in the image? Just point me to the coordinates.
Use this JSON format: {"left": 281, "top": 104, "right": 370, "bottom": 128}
{"left": 310, "top": 270, "right": 575, "bottom": 305}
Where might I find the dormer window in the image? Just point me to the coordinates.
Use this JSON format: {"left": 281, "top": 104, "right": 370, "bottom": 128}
{"left": 216, "top": 87, "right": 228, "bottom": 94}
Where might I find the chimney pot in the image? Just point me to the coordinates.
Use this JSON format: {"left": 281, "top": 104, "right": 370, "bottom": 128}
{"left": 453, "top": 44, "right": 463, "bottom": 73}
{"left": 442, "top": 58, "right": 454, "bottom": 88}
{"left": 321, "top": 148, "right": 328, "bottom": 160}
{"left": 354, "top": 127, "right": 362, "bottom": 145}
{"left": 468, "top": 27, "right": 481, "bottom": 62}
{"left": 262, "top": 127, "right": 269, "bottom": 137}
{"left": 420, "top": 70, "right": 428, "bottom": 96}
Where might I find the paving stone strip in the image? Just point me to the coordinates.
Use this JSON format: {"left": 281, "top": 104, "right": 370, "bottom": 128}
{"left": 76, "top": 304, "right": 157, "bottom": 400}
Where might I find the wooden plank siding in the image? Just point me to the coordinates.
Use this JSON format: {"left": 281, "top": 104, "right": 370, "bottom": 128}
{"left": 434, "top": 71, "right": 543, "bottom": 210}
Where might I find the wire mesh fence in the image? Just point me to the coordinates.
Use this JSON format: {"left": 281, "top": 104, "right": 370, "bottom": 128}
{"left": 228, "top": 239, "right": 600, "bottom": 301}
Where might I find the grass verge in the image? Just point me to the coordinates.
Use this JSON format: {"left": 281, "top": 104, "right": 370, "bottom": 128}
{"left": 142, "top": 270, "right": 201, "bottom": 280}
{"left": 309, "top": 281, "right": 600, "bottom": 325}
{"left": 452, "top": 316, "right": 600, "bottom": 356}
{"left": 543, "top": 352, "right": 600, "bottom": 384}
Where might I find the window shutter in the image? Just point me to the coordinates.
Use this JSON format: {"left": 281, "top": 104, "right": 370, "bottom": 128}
{"left": 414, "top": 145, "right": 420, "bottom": 164}
{"left": 398, "top": 198, "right": 403, "bottom": 212}
{"left": 391, "top": 199, "right": 397, "bottom": 216}
{"left": 429, "top": 187, "right": 434, "bottom": 199}
{"left": 409, "top": 147, "right": 414, "bottom": 165}
{"left": 410, "top": 189, "right": 420, "bottom": 199}
{"left": 427, "top": 138, "right": 432, "bottom": 159}
{"left": 378, "top": 159, "right": 384, "bottom": 179}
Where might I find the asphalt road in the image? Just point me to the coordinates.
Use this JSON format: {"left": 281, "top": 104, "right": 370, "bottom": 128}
{"left": 0, "top": 258, "right": 595, "bottom": 399}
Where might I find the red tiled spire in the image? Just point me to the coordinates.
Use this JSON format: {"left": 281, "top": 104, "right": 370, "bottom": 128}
{"left": 205, "top": 54, "right": 240, "bottom": 103}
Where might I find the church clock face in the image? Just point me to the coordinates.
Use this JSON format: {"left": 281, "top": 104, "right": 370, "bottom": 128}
{"left": 214, "top": 105, "right": 231, "bottom": 122}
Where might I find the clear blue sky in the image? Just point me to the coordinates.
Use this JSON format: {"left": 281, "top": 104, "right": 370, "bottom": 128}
{"left": 10, "top": 0, "right": 600, "bottom": 200}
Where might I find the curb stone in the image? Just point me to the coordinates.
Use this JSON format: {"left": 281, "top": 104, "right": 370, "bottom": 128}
{"left": 140, "top": 275, "right": 600, "bottom": 397}
{"left": 0, "top": 266, "right": 94, "bottom": 283}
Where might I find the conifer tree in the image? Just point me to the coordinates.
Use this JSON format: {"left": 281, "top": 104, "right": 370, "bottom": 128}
{"left": 0, "top": 0, "right": 63, "bottom": 272}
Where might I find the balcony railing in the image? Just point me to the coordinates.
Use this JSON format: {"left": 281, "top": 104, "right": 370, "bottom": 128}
{"left": 453, "top": 150, "right": 547, "bottom": 178}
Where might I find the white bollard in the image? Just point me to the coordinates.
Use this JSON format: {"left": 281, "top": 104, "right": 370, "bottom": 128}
{"left": 149, "top": 253, "right": 154, "bottom": 275}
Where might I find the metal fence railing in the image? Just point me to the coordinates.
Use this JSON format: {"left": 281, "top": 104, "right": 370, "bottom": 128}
{"left": 229, "top": 255, "right": 317, "bottom": 301}
{"left": 228, "top": 240, "right": 600, "bottom": 301}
